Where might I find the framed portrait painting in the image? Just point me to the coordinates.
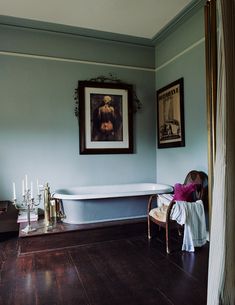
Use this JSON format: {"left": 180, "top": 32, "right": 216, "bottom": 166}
{"left": 157, "top": 78, "right": 185, "bottom": 148}
{"left": 78, "top": 81, "right": 133, "bottom": 154}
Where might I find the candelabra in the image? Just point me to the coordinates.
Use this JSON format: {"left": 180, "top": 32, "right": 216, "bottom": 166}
{"left": 13, "top": 187, "right": 42, "bottom": 234}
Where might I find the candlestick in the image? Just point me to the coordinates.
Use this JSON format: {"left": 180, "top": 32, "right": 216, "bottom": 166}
{"left": 12, "top": 176, "right": 41, "bottom": 234}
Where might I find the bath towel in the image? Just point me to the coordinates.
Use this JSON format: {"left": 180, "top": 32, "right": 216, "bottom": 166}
{"left": 170, "top": 200, "right": 207, "bottom": 252}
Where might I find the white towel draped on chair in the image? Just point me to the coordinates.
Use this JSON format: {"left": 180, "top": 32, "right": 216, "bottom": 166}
{"left": 170, "top": 200, "right": 207, "bottom": 252}
{"left": 157, "top": 194, "right": 173, "bottom": 207}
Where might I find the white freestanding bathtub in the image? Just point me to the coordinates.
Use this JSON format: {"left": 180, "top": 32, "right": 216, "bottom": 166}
{"left": 53, "top": 183, "right": 173, "bottom": 224}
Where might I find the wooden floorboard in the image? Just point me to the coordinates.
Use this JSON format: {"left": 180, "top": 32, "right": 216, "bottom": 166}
{"left": 33, "top": 251, "right": 88, "bottom": 305}
{"left": 69, "top": 241, "right": 172, "bottom": 305}
{"left": 0, "top": 231, "right": 209, "bottom": 305}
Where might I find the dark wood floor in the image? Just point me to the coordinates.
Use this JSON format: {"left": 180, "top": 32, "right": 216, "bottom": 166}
{"left": 0, "top": 230, "right": 209, "bottom": 305}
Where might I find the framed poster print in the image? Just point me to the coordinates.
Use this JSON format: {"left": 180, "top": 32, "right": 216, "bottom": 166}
{"left": 78, "top": 81, "right": 133, "bottom": 154}
{"left": 157, "top": 78, "right": 185, "bottom": 148}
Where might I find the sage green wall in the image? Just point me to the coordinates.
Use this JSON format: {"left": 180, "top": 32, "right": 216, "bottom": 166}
{"left": 155, "top": 7, "right": 208, "bottom": 185}
{"left": 0, "top": 25, "right": 156, "bottom": 200}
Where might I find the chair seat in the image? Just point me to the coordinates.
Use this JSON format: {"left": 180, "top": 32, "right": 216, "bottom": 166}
{"left": 149, "top": 205, "right": 168, "bottom": 222}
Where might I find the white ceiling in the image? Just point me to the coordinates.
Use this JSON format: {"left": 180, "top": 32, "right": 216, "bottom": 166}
{"left": 0, "top": 0, "right": 194, "bottom": 39}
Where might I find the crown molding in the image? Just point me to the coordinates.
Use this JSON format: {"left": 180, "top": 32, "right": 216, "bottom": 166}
{"left": 0, "top": 15, "right": 154, "bottom": 47}
{"left": 152, "top": 0, "right": 206, "bottom": 45}
{"left": 0, "top": 1, "right": 206, "bottom": 48}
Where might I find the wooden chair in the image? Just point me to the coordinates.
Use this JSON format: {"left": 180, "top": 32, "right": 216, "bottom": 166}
{"left": 147, "top": 170, "right": 208, "bottom": 253}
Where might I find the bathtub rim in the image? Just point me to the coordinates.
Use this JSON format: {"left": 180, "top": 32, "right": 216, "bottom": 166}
{"left": 52, "top": 182, "right": 173, "bottom": 201}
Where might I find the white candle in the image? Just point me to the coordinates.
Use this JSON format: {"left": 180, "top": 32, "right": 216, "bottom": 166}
{"left": 30, "top": 182, "right": 34, "bottom": 199}
{"left": 37, "top": 179, "right": 40, "bottom": 195}
{"left": 13, "top": 182, "right": 16, "bottom": 200}
{"left": 22, "top": 179, "right": 25, "bottom": 196}
{"left": 25, "top": 174, "right": 28, "bottom": 190}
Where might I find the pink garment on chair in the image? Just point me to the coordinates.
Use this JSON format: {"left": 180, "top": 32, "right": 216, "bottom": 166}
{"left": 173, "top": 183, "right": 198, "bottom": 202}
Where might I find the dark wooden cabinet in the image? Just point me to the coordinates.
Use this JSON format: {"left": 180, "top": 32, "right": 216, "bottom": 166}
{"left": 0, "top": 201, "right": 19, "bottom": 233}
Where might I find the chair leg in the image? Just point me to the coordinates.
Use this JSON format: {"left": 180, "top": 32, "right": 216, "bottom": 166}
{"left": 147, "top": 195, "right": 155, "bottom": 240}
{"left": 166, "top": 224, "right": 170, "bottom": 254}
{"left": 166, "top": 242, "right": 170, "bottom": 254}
{"left": 148, "top": 216, "right": 151, "bottom": 239}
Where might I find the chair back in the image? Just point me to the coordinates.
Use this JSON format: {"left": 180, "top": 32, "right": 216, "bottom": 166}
{"left": 184, "top": 170, "right": 208, "bottom": 211}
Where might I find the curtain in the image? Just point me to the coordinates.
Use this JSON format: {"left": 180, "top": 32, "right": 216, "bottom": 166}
{"left": 207, "top": 0, "right": 235, "bottom": 304}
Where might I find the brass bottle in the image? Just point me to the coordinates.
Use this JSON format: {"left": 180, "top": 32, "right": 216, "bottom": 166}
{"left": 44, "top": 183, "right": 51, "bottom": 227}
{"left": 50, "top": 199, "right": 57, "bottom": 225}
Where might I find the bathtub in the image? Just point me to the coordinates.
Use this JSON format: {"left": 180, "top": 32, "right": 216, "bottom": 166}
{"left": 53, "top": 183, "right": 173, "bottom": 224}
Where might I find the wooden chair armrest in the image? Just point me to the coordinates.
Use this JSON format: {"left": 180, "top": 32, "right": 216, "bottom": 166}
{"left": 166, "top": 200, "right": 176, "bottom": 223}
{"left": 147, "top": 194, "right": 158, "bottom": 214}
